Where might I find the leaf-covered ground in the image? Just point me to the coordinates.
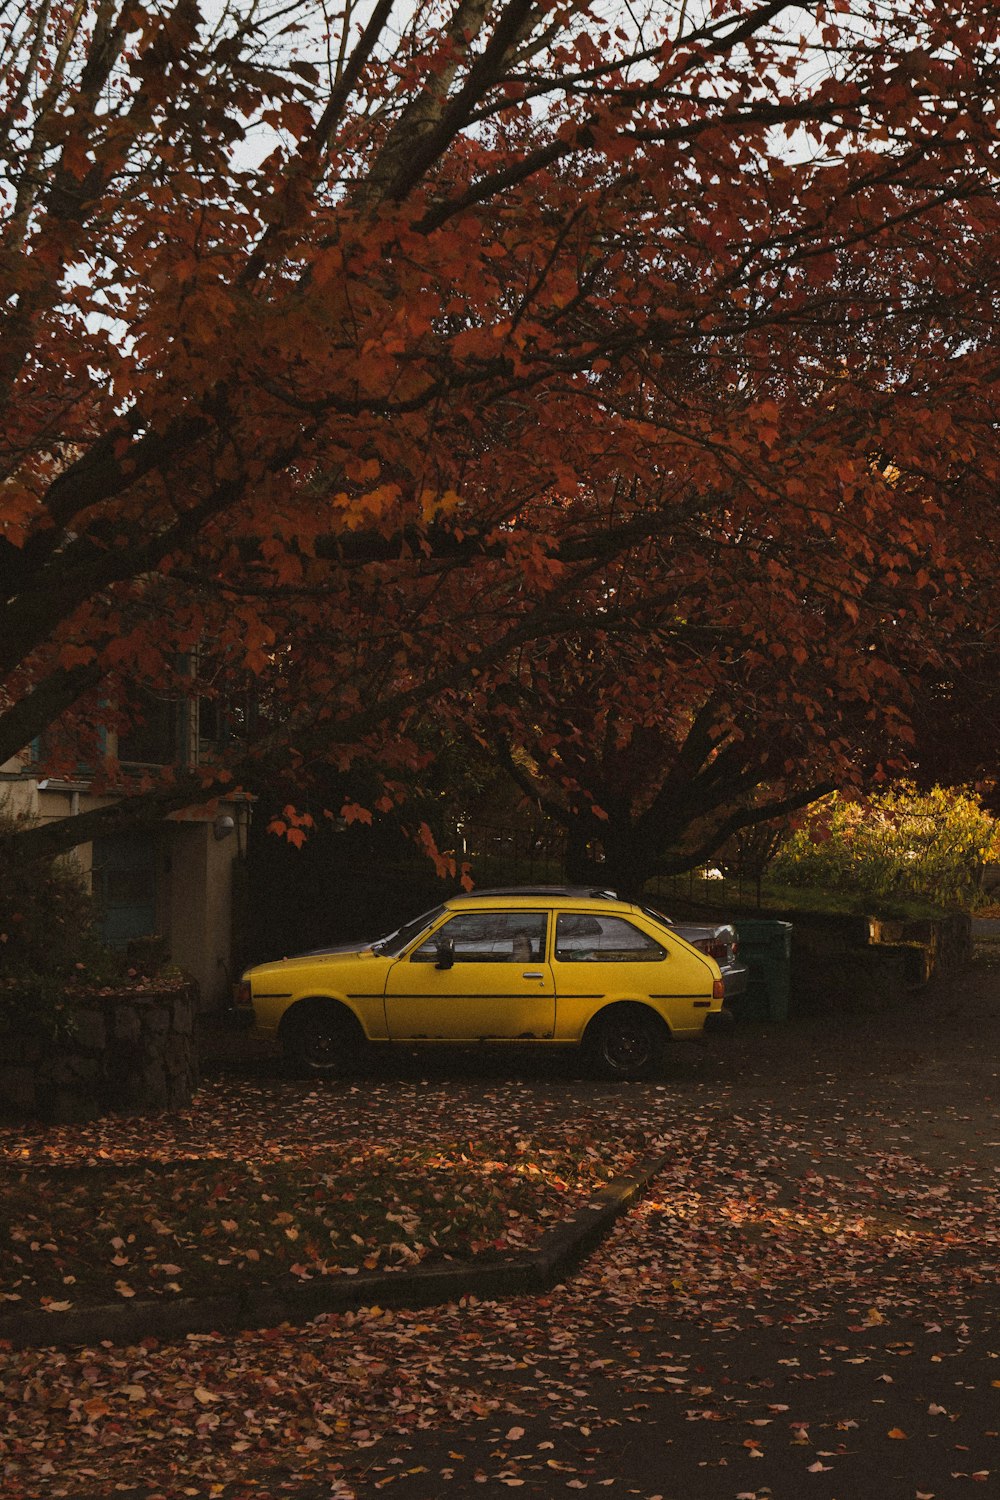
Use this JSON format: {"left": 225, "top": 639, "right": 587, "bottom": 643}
{"left": 0, "top": 1082, "right": 659, "bottom": 1310}
{"left": 2, "top": 951, "right": 1000, "bottom": 1499}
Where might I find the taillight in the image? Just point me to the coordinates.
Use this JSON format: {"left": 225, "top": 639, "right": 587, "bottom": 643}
{"left": 235, "top": 978, "right": 252, "bottom": 1007}
{"left": 689, "top": 936, "right": 734, "bottom": 960}
{"left": 693, "top": 938, "right": 730, "bottom": 963}
{"left": 713, "top": 977, "right": 724, "bottom": 1000}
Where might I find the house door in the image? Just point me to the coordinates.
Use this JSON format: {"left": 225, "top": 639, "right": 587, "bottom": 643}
{"left": 93, "top": 833, "right": 157, "bottom": 944}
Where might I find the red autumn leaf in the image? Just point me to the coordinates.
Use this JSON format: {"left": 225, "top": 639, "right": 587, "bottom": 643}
{"left": 0, "top": 0, "right": 995, "bottom": 900}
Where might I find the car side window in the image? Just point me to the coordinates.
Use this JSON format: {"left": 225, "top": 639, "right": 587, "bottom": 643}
{"left": 555, "top": 913, "right": 666, "bottom": 963}
{"left": 410, "top": 911, "right": 549, "bottom": 963}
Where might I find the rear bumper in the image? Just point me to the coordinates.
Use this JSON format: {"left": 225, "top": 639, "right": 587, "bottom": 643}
{"left": 721, "top": 962, "right": 749, "bottom": 1000}
{"left": 703, "top": 1006, "right": 735, "bottom": 1034}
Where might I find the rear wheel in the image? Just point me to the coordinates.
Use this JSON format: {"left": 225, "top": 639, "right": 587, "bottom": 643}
{"left": 283, "top": 1000, "right": 366, "bottom": 1077}
{"left": 586, "top": 1005, "right": 666, "bottom": 1081}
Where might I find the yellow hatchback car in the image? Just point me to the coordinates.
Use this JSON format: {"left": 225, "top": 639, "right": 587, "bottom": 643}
{"left": 237, "top": 888, "right": 727, "bottom": 1080}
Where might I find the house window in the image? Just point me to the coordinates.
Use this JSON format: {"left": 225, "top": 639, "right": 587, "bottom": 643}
{"left": 117, "top": 693, "right": 183, "bottom": 766}
{"left": 92, "top": 833, "right": 158, "bottom": 944}
{"left": 29, "top": 725, "right": 107, "bottom": 778}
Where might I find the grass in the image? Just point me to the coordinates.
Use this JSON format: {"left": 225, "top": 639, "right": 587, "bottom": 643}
{"left": 752, "top": 882, "right": 956, "bottom": 921}
{"left": 653, "top": 876, "right": 961, "bottom": 922}
{"left": 0, "top": 1136, "right": 639, "bottom": 1314}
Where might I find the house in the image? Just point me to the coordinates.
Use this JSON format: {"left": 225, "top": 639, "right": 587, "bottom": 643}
{"left": 1, "top": 691, "right": 249, "bottom": 1011}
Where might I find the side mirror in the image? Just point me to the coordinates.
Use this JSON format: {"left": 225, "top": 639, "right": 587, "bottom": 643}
{"left": 435, "top": 937, "right": 455, "bottom": 970}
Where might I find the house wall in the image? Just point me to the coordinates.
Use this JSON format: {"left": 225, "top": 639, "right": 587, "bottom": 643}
{"left": 1, "top": 772, "right": 97, "bottom": 886}
{"left": 1, "top": 767, "right": 40, "bottom": 822}
{"left": 165, "top": 818, "right": 242, "bottom": 1008}
{"left": 2, "top": 756, "right": 245, "bottom": 1011}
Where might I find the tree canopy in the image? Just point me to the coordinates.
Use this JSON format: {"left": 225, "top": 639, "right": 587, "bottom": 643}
{"left": 2, "top": 0, "right": 998, "bottom": 866}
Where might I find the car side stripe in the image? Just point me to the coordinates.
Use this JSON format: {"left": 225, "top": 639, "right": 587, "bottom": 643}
{"left": 381, "top": 993, "right": 554, "bottom": 1002}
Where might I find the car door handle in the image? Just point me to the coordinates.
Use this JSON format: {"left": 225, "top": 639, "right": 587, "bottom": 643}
{"left": 522, "top": 971, "right": 545, "bottom": 980}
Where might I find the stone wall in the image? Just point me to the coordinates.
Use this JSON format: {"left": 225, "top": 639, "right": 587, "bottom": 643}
{"left": 0, "top": 982, "right": 198, "bottom": 1123}
{"left": 783, "top": 911, "right": 972, "bottom": 1015}
{"left": 720, "top": 909, "right": 974, "bottom": 1021}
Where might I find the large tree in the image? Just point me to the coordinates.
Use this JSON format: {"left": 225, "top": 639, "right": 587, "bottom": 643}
{"left": 2, "top": 0, "right": 998, "bottom": 864}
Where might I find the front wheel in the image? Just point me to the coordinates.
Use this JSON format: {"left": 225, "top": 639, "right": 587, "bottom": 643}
{"left": 283, "top": 1001, "right": 366, "bottom": 1077}
{"left": 586, "top": 1006, "right": 666, "bottom": 1081}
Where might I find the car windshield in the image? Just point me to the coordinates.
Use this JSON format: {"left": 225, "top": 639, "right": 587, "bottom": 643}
{"left": 371, "top": 905, "right": 446, "bottom": 957}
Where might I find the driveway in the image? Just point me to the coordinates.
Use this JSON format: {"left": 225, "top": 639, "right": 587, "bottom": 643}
{"left": 5, "top": 947, "right": 1000, "bottom": 1500}
{"left": 329, "top": 947, "right": 1000, "bottom": 1499}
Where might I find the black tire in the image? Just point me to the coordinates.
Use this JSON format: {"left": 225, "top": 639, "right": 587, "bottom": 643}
{"left": 282, "top": 1000, "right": 366, "bottom": 1077}
{"left": 586, "top": 1005, "right": 666, "bottom": 1081}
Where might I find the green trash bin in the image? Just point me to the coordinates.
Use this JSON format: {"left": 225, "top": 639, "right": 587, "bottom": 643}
{"left": 733, "top": 919, "right": 793, "bottom": 1022}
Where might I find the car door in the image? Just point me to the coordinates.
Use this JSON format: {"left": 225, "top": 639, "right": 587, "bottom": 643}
{"left": 550, "top": 909, "right": 708, "bottom": 1037}
{"left": 384, "top": 909, "right": 554, "bottom": 1040}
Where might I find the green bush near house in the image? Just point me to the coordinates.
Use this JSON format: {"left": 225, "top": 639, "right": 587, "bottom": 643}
{"left": 769, "top": 784, "right": 999, "bottom": 911}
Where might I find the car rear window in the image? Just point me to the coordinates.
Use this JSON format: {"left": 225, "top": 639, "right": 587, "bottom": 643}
{"left": 554, "top": 913, "right": 666, "bottom": 963}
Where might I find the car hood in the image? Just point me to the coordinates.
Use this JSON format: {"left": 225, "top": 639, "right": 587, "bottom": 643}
{"left": 292, "top": 942, "right": 376, "bottom": 958}
{"left": 251, "top": 945, "right": 379, "bottom": 976}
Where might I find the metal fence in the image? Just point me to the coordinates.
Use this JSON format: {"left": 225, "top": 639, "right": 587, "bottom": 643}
{"left": 458, "top": 822, "right": 773, "bottom": 912}
{"left": 458, "top": 822, "right": 767, "bottom": 910}
{"left": 646, "top": 869, "right": 766, "bottom": 912}
{"left": 457, "top": 821, "right": 567, "bottom": 887}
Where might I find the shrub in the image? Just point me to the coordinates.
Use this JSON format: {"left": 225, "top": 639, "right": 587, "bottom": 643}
{"left": 0, "top": 805, "right": 119, "bottom": 1033}
{"left": 771, "top": 784, "right": 999, "bottom": 909}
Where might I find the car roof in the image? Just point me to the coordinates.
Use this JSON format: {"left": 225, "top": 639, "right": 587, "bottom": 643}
{"left": 445, "top": 886, "right": 633, "bottom": 911}
{"left": 455, "top": 885, "right": 619, "bottom": 899}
